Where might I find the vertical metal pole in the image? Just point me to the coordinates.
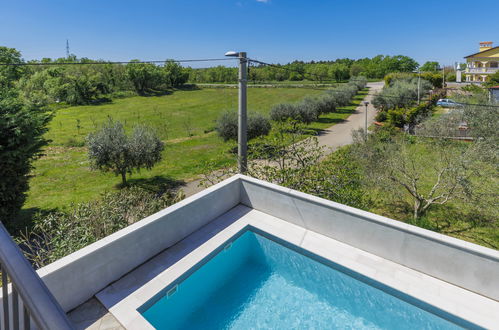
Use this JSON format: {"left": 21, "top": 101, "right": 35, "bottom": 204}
{"left": 238, "top": 52, "right": 248, "bottom": 173}
{"left": 2, "top": 264, "right": 9, "bottom": 330}
{"left": 364, "top": 103, "right": 368, "bottom": 135}
{"left": 417, "top": 70, "right": 421, "bottom": 105}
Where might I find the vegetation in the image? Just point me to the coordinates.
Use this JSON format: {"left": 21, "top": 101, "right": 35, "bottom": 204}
{"left": 190, "top": 56, "right": 416, "bottom": 83}
{"left": 270, "top": 78, "right": 366, "bottom": 124}
{"left": 18, "top": 186, "right": 184, "bottom": 268}
{"left": 87, "top": 120, "right": 164, "bottom": 185}
{"left": 216, "top": 111, "right": 271, "bottom": 141}
{"left": 0, "top": 48, "right": 51, "bottom": 227}
{"left": 25, "top": 87, "right": 358, "bottom": 212}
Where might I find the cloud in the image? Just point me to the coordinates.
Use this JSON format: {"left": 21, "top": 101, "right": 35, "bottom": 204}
{"left": 256, "top": 0, "right": 269, "bottom": 3}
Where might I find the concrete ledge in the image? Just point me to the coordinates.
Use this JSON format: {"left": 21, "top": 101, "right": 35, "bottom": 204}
{"left": 30, "top": 174, "right": 499, "bottom": 315}
{"left": 239, "top": 175, "right": 499, "bottom": 301}
{"left": 36, "top": 176, "right": 241, "bottom": 312}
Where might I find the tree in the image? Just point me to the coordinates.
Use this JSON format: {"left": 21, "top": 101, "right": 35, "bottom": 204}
{"left": 0, "top": 46, "right": 25, "bottom": 86}
{"left": 420, "top": 61, "right": 440, "bottom": 72}
{"left": 163, "top": 60, "right": 188, "bottom": 87}
{"left": 351, "top": 129, "right": 482, "bottom": 220}
{"left": 87, "top": 120, "right": 164, "bottom": 185}
{"left": 0, "top": 81, "right": 51, "bottom": 226}
{"left": 125, "top": 61, "right": 164, "bottom": 95}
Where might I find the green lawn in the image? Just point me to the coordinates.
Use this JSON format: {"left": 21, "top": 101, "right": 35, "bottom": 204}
{"left": 24, "top": 87, "right": 367, "bottom": 214}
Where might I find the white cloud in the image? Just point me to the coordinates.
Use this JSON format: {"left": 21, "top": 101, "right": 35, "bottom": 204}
{"left": 256, "top": 0, "right": 269, "bottom": 3}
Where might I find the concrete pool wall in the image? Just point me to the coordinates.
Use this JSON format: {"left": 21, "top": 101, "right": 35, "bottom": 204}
{"left": 29, "top": 175, "right": 499, "bottom": 313}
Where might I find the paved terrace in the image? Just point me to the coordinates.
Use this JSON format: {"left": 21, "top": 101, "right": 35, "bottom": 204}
{"left": 3, "top": 175, "right": 499, "bottom": 329}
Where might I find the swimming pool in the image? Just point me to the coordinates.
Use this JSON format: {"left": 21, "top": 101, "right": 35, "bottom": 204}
{"left": 139, "top": 229, "right": 467, "bottom": 329}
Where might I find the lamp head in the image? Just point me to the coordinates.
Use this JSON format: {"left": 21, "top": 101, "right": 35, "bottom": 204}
{"left": 225, "top": 51, "right": 239, "bottom": 57}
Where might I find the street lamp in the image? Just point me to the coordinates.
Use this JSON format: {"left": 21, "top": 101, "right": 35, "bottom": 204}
{"left": 225, "top": 51, "right": 248, "bottom": 174}
{"left": 363, "top": 101, "right": 369, "bottom": 138}
{"left": 413, "top": 69, "right": 421, "bottom": 104}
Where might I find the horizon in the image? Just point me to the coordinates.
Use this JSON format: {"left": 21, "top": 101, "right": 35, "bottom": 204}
{"left": 1, "top": 0, "right": 498, "bottom": 66}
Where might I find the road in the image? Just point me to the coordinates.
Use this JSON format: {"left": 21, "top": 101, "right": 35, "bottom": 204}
{"left": 317, "top": 81, "right": 383, "bottom": 154}
{"left": 181, "top": 81, "right": 384, "bottom": 196}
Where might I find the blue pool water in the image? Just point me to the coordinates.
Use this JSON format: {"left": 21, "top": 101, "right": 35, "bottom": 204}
{"left": 140, "top": 230, "right": 465, "bottom": 329}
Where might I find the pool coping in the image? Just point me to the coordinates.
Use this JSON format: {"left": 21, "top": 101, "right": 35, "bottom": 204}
{"left": 96, "top": 204, "right": 499, "bottom": 329}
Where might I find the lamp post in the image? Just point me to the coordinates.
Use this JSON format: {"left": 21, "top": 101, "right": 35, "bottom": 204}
{"left": 363, "top": 101, "right": 369, "bottom": 139}
{"left": 225, "top": 51, "right": 248, "bottom": 173}
{"left": 413, "top": 69, "right": 421, "bottom": 104}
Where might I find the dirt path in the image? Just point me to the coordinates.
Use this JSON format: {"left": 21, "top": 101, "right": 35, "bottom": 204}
{"left": 181, "top": 81, "right": 384, "bottom": 196}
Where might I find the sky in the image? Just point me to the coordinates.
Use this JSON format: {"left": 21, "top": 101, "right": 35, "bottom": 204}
{"left": 1, "top": 0, "right": 499, "bottom": 67}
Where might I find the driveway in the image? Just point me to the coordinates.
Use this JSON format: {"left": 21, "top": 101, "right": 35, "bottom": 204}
{"left": 316, "top": 81, "right": 383, "bottom": 154}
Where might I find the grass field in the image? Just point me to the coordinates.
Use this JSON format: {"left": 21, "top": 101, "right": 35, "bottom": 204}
{"left": 23, "top": 87, "right": 367, "bottom": 215}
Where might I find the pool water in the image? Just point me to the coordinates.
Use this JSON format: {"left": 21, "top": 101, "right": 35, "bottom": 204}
{"left": 140, "top": 230, "right": 464, "bottom": 329}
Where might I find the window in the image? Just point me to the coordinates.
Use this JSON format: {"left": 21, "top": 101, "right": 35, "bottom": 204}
{"left": 490, "top": 61, "right": 498, "bottom": 68}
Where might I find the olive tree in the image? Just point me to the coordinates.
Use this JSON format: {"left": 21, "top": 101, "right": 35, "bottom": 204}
{"left": 351, "top": 128, "right": 482, "bottom": 220}
{"left": 87, "top": 120, "right": 164, "bottom": 185}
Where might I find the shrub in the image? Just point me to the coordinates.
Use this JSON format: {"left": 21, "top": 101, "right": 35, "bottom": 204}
{"left": 350, "top": 76, "right": 367, "bottom": 90}
{"left": 216, "top": 111, "right": 238, "bottom": 141}
{"left": 18, "top": 186, "right": 184, "bottom": 268}
{"left": 87, "top": 119, "right": 164, "bottom": 185}
{"left": 297, "top": 98, "right": 319, "bottom": 124}
{"left": 216, "top": 111, "right": 272, "bottom": 141}
{"left": 269, "top": 103, "right": 299, "bottom": 122}
{"left": 248, "top": 113, "right": 272, "bottom": 139}
{"left": 270, "top": 100, "right": 318, "bottom": 124}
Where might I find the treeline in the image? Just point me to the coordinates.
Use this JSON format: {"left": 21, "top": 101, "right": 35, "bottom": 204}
{"left": 188, "top": 55, "right": 418, "bottom": 83}
{"left": 1, "top": 47, "right": 191, "bottom": 106}
{"left": 2, "top": 45, "right": 418, "bottom": 106}
{"left": 18, "top": 57, "right": 189, "bottom": 105}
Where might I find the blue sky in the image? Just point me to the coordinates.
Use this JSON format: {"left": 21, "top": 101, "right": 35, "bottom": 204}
{"left": 1, "top": 0, "right": 498, "bottom": 66}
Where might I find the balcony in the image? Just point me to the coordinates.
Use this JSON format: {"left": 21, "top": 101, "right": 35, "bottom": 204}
{"left": 1, "top": 175, "right": 499, "bottom": 329}
{"left": 465, "top": 67, "right": 499, "bottom": 74}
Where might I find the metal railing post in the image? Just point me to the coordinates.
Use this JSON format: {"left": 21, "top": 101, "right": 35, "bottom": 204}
{"left": 0, "top": 223, "right": 73, "bottom": 330}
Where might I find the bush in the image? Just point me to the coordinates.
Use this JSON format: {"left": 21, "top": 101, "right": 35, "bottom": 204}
{"left": 215, "top": 111, "right": 238, "bottom": 141}
{"left": 269, "top": 103, "right": 299, "bottom": 122}
{"left": 297, "top": 98, "right": 320, "bottom": 124}
{"left": 270, "top": 100, "right": 318, "bottom": 124}
{"left": 216, "top": 111, "right": 272, "bottom": 141}
{"left": 87, "top": 119, "right": 164, "bottom": 185}
{"left": 18, "top": 186, "right": 184, "bottom": 268}
{"left": 248, "top": 113, "right": 272, "bottom": 139}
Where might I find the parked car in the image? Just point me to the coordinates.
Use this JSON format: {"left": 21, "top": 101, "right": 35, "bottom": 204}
{"left": 436, "top": 99, "right": 462, "bottom": 108}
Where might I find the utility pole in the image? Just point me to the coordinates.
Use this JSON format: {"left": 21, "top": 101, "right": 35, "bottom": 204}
{"left": 363, "top": 101, "right": 369, "bottom": 139}
{"left": 66, "top": 39, "right": 70, "bottom": 58}
{"left": 225, "top": 51, "right": 248, "bottom": 173}
{"left": 238, "top": 52, "right": 248, "bottom": 173}
{"left": 417, "top": 69, "right": 421, "bottom": 105}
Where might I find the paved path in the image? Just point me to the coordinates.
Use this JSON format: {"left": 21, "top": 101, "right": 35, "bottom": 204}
{"left": 182, "top": 81, "right": 384, "bottom": 196}
{"left": 317, "top": 81, "right": 383, "bottom": 154}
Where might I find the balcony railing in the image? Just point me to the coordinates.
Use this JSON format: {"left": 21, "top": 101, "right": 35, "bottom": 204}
{"left": 0, "top": 223, "right": 73, "bottom": 330}
{"left": 465, "top": 68, "right": 499, "bottom": 74}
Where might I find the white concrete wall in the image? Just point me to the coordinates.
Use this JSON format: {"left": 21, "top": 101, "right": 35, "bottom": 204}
{"left": 239, "top": 176, "right": 499, "bottom": 301}
{"left": 35, "top": 176, "right": 241, "bottom": 312}
{"left": 25, "top": 174, "right": 499, "bottom": 313}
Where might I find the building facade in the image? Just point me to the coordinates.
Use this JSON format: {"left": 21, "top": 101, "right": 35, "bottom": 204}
{"left": 464, "top": 42, "right": 499, "bottom": 83}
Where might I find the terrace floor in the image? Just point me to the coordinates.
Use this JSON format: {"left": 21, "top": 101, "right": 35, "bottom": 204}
{"left": 67, "top": 204, "right": 499, "bottom": 329}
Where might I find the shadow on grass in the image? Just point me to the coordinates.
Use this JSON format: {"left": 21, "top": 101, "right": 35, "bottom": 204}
{"left": 177, "top": 84, "right": 201, "bottom": 91}
{"left": 8, "top": 207, "right": 58, "bottom": 236}
{"left": 316, "top": 117, "right": 347, "bottom": 125}
{"left": 125, "top": 175, "right": 186, "bottom": 195}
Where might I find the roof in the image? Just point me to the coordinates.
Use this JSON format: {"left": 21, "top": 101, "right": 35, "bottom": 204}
{"left": 489, "top": 85, "right": 499, "bottom": 89}
{"left": 464, "top": 46, "right": 499, "bottom": 58}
